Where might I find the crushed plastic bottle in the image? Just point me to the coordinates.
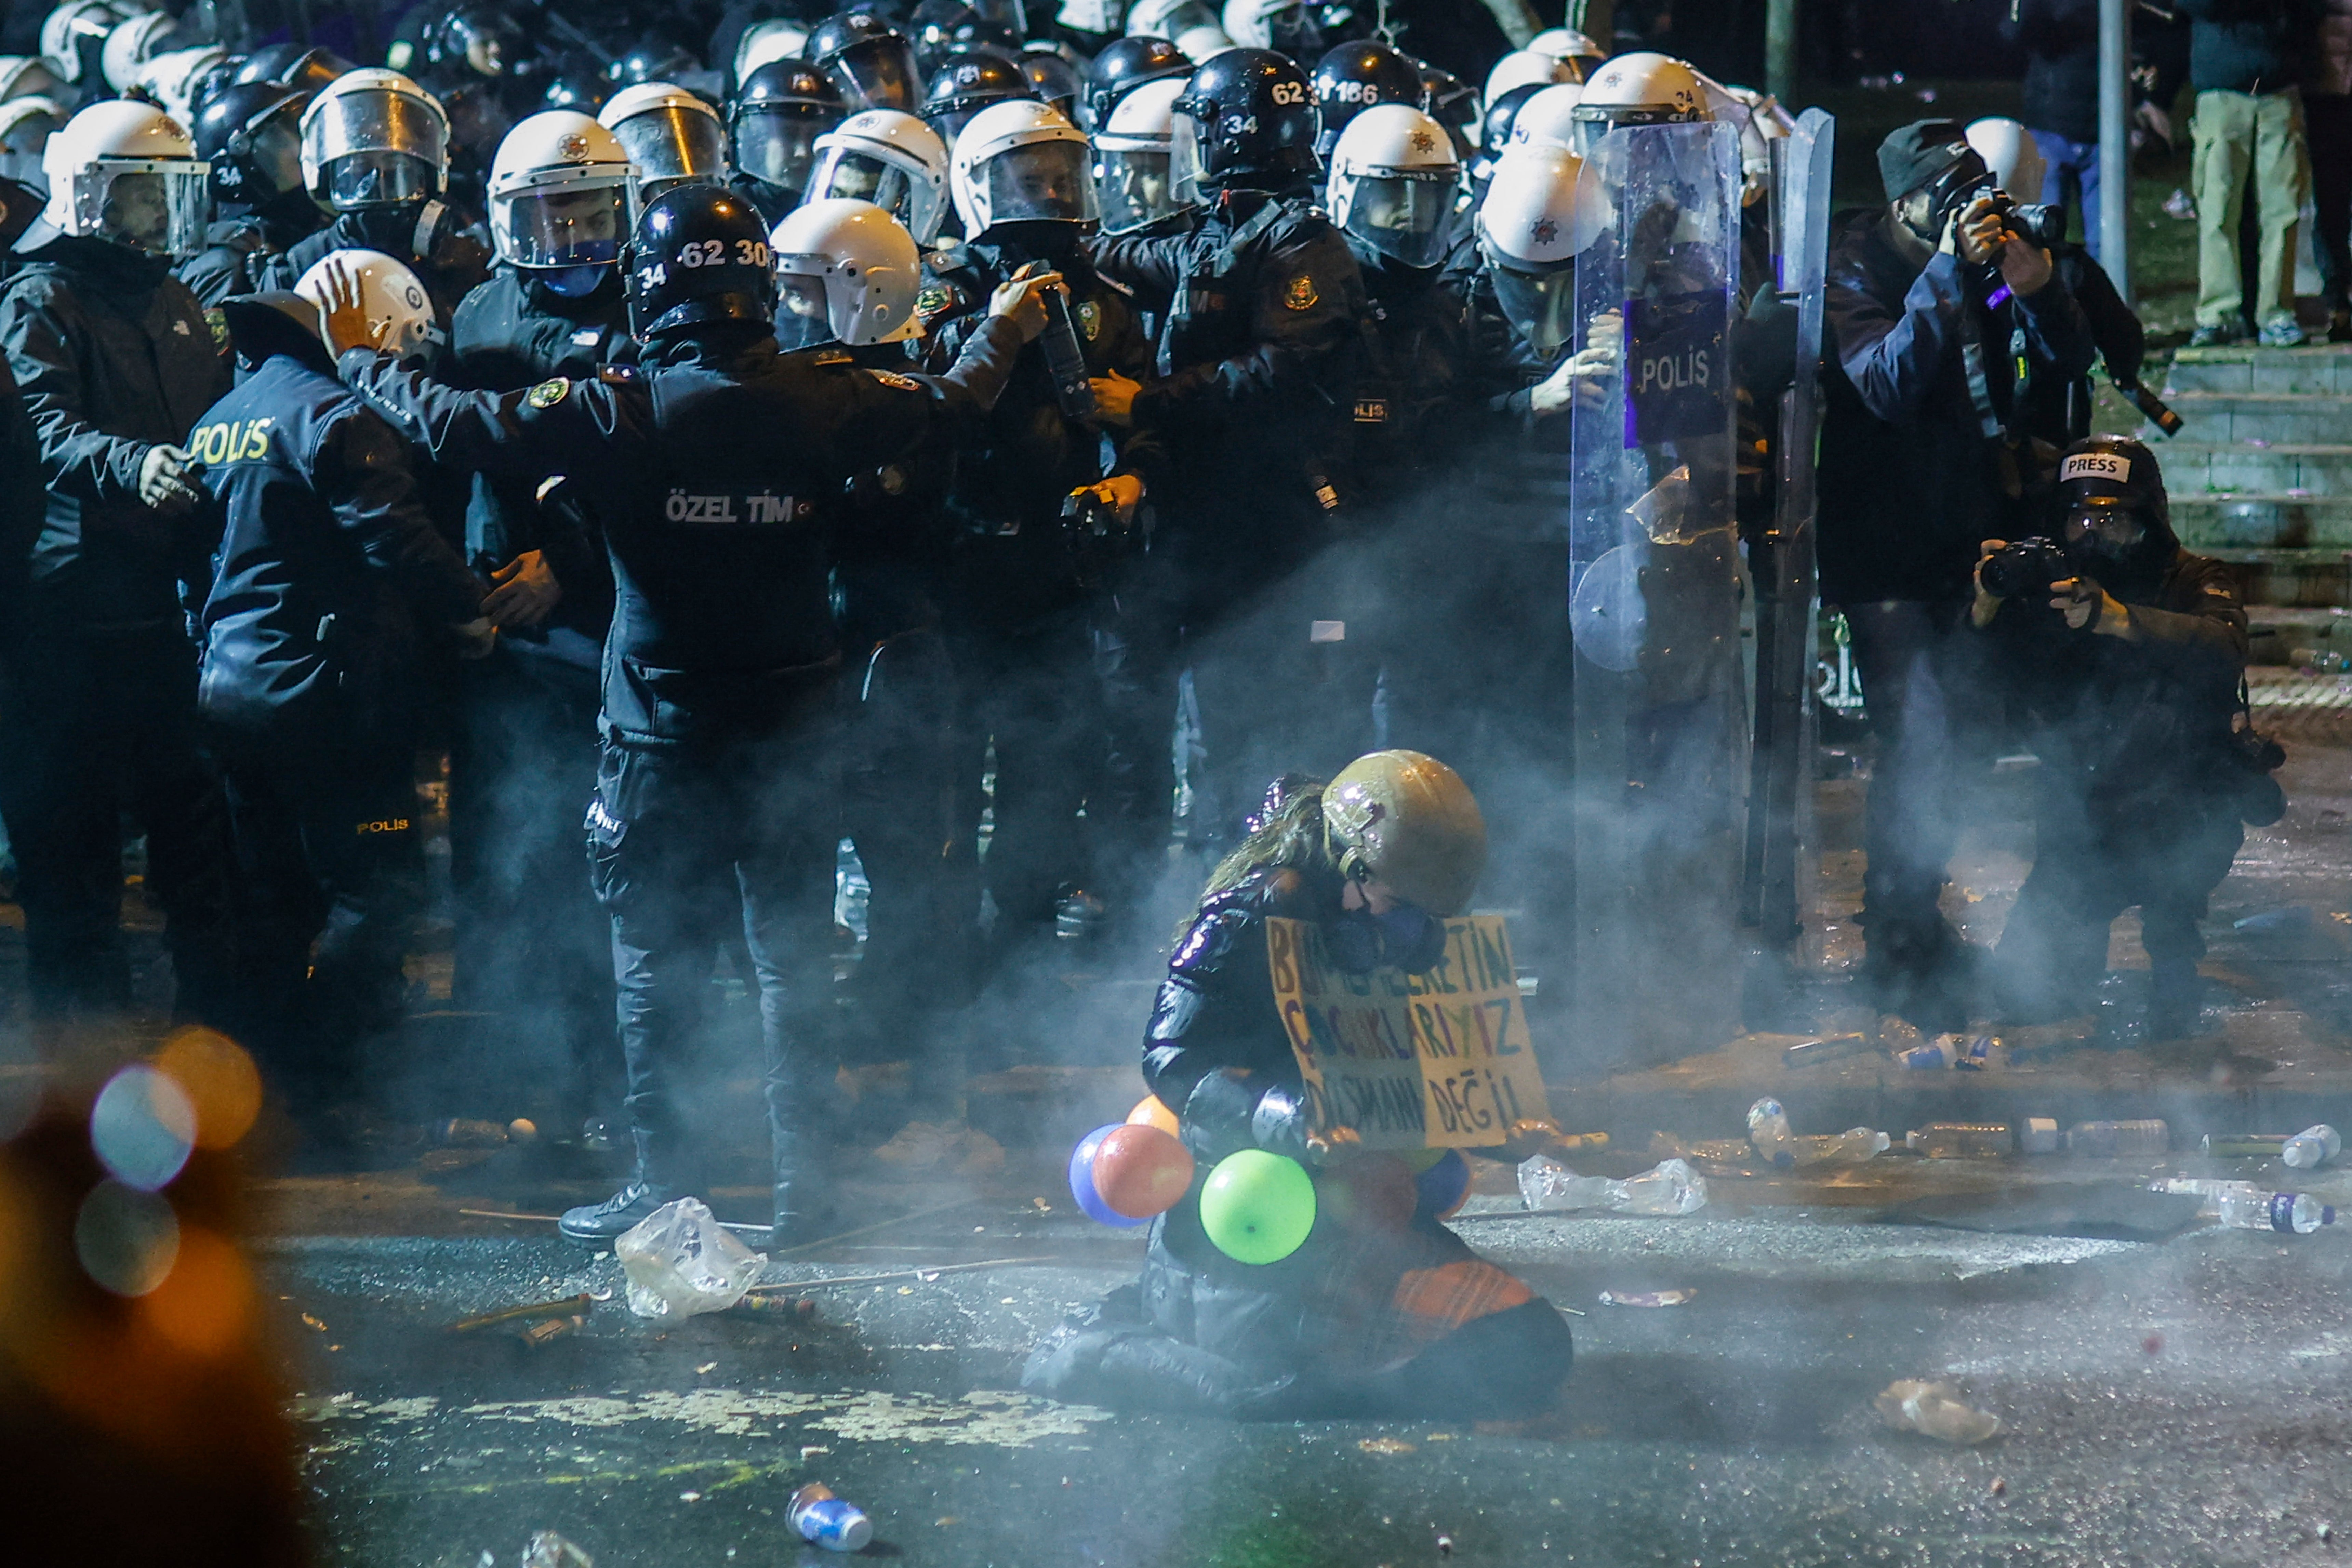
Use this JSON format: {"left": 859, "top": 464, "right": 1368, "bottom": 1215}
{"left": 1893, "top": 1035, "right": 1998, "bottom": 1071}
{"left": 614, "top": 1197, "right": 767, "bottom": 1319}
{"left": 2284, "top": 1124, "right": 2342, "bottom": 1171}
{"left": 1747, "top": 1098, "right": 1797, "bottom": 1169}
{"left": 2066, "top": 1119, "right": 2169, "bottom": 1157}
{"left": 1794, "top": 1128, "right": 1891, "bottom": 1164}
{"left": 2289, "top": 647, "right": 2351, "bottom": 673}
{"left": 1907, "top": 1123, "right": 2014, "bottom": 1159}
{"left": 521, "top": 1532, "right": 594, "bottom": 1568}
{"left": 1517, "top": 1156, "right": 1708, "bottom": 1215}
{"left": 2152, "top": 1178, "right": 2335, "bottom": 1234}
{"left": 789, "top": 1482, "right": 874, "bottom": 1552}
{"left": 1875, "top": 1379, "right": 2001, "bottom": 1444}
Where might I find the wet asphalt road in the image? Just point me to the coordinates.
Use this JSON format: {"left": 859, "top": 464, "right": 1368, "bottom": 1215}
{"left": 274, "top": 1185, "right": 2352, "bottom": 1568}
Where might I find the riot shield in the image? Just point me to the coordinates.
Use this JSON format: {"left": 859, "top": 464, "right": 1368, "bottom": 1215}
{"left": 1739, "top": 105, "right": 1833, "bottom": 1019}
{"left": 1565, "top": 119, "right": 1745, "bottom": 1070}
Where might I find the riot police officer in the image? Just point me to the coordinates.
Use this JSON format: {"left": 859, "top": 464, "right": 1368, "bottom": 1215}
{"left": 1086, "top": 47, "right": 1368, "bottom": 845}
{"left": 178, "top": 79, "right": 323, "bottom": 306}
{"left": 316, "top": 184, "right": 1065, "bottom": 1244}
{"left": 1308, "top": 40, "right": 1423, "bottom": 161}
{"left": 600, "top": 81, "right": 732, "bottom": 205}
{"left": 802, "top": 108, "right": 953, "bottom": 246}
{"left": 1085, "top": 33, "right": 1192, "bottom": 128}
{"left": 441, "top": 109, "right": 639, "bottom": 1133}
{"left": 924, "top": 98, "right": 1170, "bottom": 968}
{"left": 0, "top": 99, "right": 235, "bottom": 1032}
{"left": 729, "top": 58, "right": 849, "bottom": 227}
{"left": 190, "top": 254, "right": 490, "bottom": 1112}
{"left": 810, "top": 10, "right": 924, "bottom": 115}
{"left": 258, "top": 68, "right": 493, "bottom": 321}
{"left": 920, "top": 48, "right": 1038, "bottom": 151}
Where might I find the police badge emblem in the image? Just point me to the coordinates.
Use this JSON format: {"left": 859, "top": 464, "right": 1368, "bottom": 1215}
{"left": 526, "top": 378, "right": 570, "bottom": 408}
{"left": 1283, "top": 274, "right": 1319, "bottom": 311}
{"left": 1076, "top": 297, "right": 1100, "bottom": 339}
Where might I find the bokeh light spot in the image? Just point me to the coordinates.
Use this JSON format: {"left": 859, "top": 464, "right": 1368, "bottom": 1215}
{"left": 154, "top": 1029, "right": 263, "bottom": 1150}
{"left": 74, "top": 1180, "right": 180, "bottom": 1297}
{"left": 139, "top": 1225, "right": 252, "bottom": 1358}
{"left": 90, "top": 1064, "right": 197, "bottom": 1190}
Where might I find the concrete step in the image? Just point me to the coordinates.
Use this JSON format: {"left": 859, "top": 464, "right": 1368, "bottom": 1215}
{"left": 2157, "top": 391, "right": 2352, "bottom": 446}
{"left": 2166, "top": 342, "right": 2352, "bottom": 396}
{"left": 2201, "top": 547, "right": 2351, "bottom": 610}
{"left": 2171, "top": 493, "right": 2352, "bottom": 549}
{"left": 2148, "top": 441, "right": 2352, "bottom": 496}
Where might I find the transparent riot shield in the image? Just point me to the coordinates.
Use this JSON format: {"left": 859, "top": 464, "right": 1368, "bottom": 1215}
{"left": 1739, "top": 105, "right": 1833, "bottom": 1021}
{"left": 1565, "top": 119, "right": 1744, "bottom": 1071}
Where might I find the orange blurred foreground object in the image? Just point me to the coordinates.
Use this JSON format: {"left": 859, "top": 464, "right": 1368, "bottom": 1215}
{"left": 1126, "top": 1093, "right": 1180, "bottom": 1136}
{"left": 1092, "top": 1124, "right": 1195, "bottom": 1219}
{"left": 154, "top": 1029, "right": 263, "bottom": 1150}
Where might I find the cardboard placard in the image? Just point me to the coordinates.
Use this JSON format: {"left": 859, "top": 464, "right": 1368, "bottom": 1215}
{"left": 1266, "top": 915, "right": 1551, "bottom": 1150}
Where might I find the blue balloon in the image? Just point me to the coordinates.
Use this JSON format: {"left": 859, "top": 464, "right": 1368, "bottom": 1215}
{"left": 1068, "top": 1123, "right": 1146, "bottom": 1227}
{"left": 1414, "top": 1148, "right": 1470, "bottom": 1219}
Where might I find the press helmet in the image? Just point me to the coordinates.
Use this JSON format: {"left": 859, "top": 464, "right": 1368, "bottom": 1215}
{"left": 1321, "top": 750, "right": 1487, "bottom": 918}
{"left": 624, "top": 182, "right": 774, "bottom": 337}
{"left": 805, "top": 107, "right": 949, "bottom": 243}
{"left": 769, "top": 195, "right": 922, "bottom": 347}
{"left": 1172, "top": 47, "right": 1317, "bottom": 189}
{"left": 2056, "top": 433, "right": 2170, "bottom": 534}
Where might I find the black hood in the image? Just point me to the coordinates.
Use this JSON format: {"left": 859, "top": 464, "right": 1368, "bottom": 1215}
{"left": 12, "top": 226, "right": 178, "bottom": 295}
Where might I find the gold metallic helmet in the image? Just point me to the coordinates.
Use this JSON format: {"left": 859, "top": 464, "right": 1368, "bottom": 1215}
{"left": 1321, "top": 750, "right": 1487, "bottom": 917}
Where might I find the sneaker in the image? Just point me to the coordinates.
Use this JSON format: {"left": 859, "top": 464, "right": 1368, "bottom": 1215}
{"left": 2185, "top": 322, "right": 2245, "bottom": 349}
{"left": 2259, "top": 319, "right": 2308, "bottom": 348}
{"left": 559, "top": 1180, "right": 684, "bottom": 1243}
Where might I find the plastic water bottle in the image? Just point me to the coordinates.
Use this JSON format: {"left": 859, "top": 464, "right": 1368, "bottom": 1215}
{"left": 2066, "top": 1119, "right": 2169, "bottom": 1156}
{"left": 1518, "top": 1156, "right": 1614, "bottom": 1212}
{"left": 1908, "top": 1123, "right": 2015, "bottom": 1159}
{"left": 1748, "top": 1098, "right": 1796, "bottom": 1169}
{"left": 789, "top": 1483, "right": 873, "bottom": 1552}
{"left": 2283, "top": 1124, "right": 2342, "bottom": 1171}
{"left": 1795, "top": 1128, "right": 1891, "bottom": 1164}
{"left": 1614, "top": 1158, "right": 1709, "bottom": 1215}
{"left": 2151, "top": 1178, "right": 2337, "bottom": 1234}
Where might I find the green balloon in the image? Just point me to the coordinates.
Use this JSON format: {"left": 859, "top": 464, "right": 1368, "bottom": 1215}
{"left": 1199, "top": 1149, "right": 1317, "bottom": 1265}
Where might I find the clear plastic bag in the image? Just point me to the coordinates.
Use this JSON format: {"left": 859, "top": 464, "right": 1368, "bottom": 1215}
{"left": 614, "top": 1197, "right": 767, "bottom": 1319}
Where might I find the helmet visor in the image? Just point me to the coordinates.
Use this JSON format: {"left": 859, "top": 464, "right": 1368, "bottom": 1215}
{"left": 496, "top": 181, "right": 630, "bottom": 268}
{"left": 982, "top": 138, "right": 1097, "bottom": 225}
{"left": 613, "top": 106, "right": 728, "bottom": 186}
{"left": 773, "top": 267, "right": 839, "bottom": 348}
{"left": 311, "top": 89, "right": 448, "bottom": 184}
{"left": 736, "top": 110, "right": 833, "bottom": 192}
{"left": 1168, "top": 112, "right": 1204, "bottom": 207}
{"left": 73, "top": 161, "right": 209, "bottom": 255}
{"left": 831, "top": 40, "right": 918, "bottom": 112}
{"left": 1095, "top": 146, "right": 1178, "bottom": 233}
{"left": 808, "top": 146, "right": 936, "bottom": 238}
{"left": 324, "top": 149, "right": 439, "bottom": 208}
{"left": 1346, "top": 172, "right": 1452, "bottom": 267}
{"left": 1488, "top": 258, "right": 1576, "bottom": 357}
{"left": 247, "top": 110, "right": 305, "bottom": 196}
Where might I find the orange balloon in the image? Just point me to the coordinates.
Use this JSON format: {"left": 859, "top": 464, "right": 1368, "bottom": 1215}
{"left": 1093, "top": 1124, "right": 1195, "bottom": 1219}
{"left": 1127, "top": 1093, "right": 1181, "bottom": 1137}
{"left": 1319, "top": 1153, "right": 1417, "bottom": 1233}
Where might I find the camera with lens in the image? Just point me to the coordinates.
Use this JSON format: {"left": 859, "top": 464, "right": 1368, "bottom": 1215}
{"left": 1980, "top": 535, "right": 2072, "bottom": 601}
{"left": 1980, "top": 190, "right": 2068, "bottom": 250}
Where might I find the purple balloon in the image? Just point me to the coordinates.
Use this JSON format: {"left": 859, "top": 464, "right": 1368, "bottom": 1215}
{"left": 1414, "top": 1148, "right": 1469, "bottom": 1218}
{"left": 1069, "top": 1123, "right": 1147, "bottom": 1227}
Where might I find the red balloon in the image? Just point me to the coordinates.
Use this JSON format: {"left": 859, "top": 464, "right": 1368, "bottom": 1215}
{"left": 1320, "top": 1153, "right": 1417, "bottom": 1233}
{"left": 1093, "top": 1124, "right": 1195, "bottom": 1220}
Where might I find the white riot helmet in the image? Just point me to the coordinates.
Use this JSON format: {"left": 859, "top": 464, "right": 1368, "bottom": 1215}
{"left": 301, "top": 68, "right": 451, "bottom": 211}
{"left": 1093, "top": 74, "right": 1193, "bottom": 235}
{"left": 1173, "top": 23, "right": 1236, "bottom": 61}
{"left": 1689, "top": 70, "right": 1778, "bottom": 204}
{"left": 1327, "top": 103, "right": 1456, "bottom": 269}
{"left": 0, "top": 95, "right": 65, "bottom": 161}
{"left": 1059, "top": 0, "right": 1124, "bottom": 34}
{"left": 488, "top": 111, "right": 637, "bottom": 289}
{"left": 734, "top": 19, "right": 810, "bottom": 88}
{"left": 134, "top": 44, "right": 227, "bottom": 124}
{"left": 805, "top": 108, "right": 948, "bottom": 244}
{"left": 949, "top": 97, "right": 1097, "bottom": 238}
{"left": 1966, "top": 116, "right": 2046, "bottom": 205}
{"left": 1475, "top": 141, "right": 1604, "bottom": 356}
{"left": 1126, "top": 0, "right": 1217, "bottom": 38}
{"left": 1526, "top": 27, "right": 1604, "bottom": 77}
{"left": 1507, "top": 82, "right": 1583, "bottom": 151}
{"left": 769, "top": 196, "right": 921, "bottom": 348}
{"left": 37, "top": 98, "right": 208, "bottom": 256}
{"left": 599, "top": 82, "right": 728, "bottom": 202}
{"left": 41, "top": 0, "right": 140, "bottom": 86}
{"left": 294, "top": 248, "right": 442, "bottom": 359}
{"left": 1484, "top": 49, "right": 1573, "bottom": 107}
{"left": 98, "top": 6, "right": 175, "bottom": 92}
{"left": 0, "top": 54, "right": 67, "bottom": 103}
{"left": 1221, "top": 0, "right": 1323, "bottom": 55}
{"left": 1568, "top": 51, "right": 1708, "bottom": 156}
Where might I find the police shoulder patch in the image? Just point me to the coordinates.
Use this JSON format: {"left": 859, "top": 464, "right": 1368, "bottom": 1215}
{"left": 868, "top": 368, "right": 922, "bottom": 391}
{"left": 915, "top": 282, "right": 960, "bottom": 321}
{"left": 204, "top": 306, "right": 229, "bottom": 355}
{"left": 1076, "top": 297, "right": 1101, "bottom": 340}
{"left": 812, "top": 347, "right": 855, "bottom": 366}
{"left": 1283, "top": 274, "right": 1320, "bottom": 312}
{"left": 527, "top": 377, "right": 572, "bottom": 408}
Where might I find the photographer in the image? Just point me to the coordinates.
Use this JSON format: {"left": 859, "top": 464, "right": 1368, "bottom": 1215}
{"left": 1819, "top": 120, "right": 2098, "bottom": 1028}
{"left": 1973, "top": 436, "right": 2267, "bottom": 1039}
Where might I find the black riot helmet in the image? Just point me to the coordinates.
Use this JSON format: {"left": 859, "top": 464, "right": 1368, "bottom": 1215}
{"left": 541, "top": 68, "right": 611, "bottom": 113}
{"left": 911, "top": 0, "right": 1016, "bottom": 74}
{"left": 1470, "top": 81, "right": 1540, "bottom": 184}
{"left": 1418, "top": 62, "right": 1477, "bottom": 162}
{"left": 610, "top": 31, "right": 701, "bottom": 87}
{"left": 235, "top": 43, "right": 355, "bottom": 92}
{"left": 624, "top": 183, "right": 775, "bottom": 338}
{"left": 811, "top": 11, "right": 922, "bottom": 112}
{"left": 1019, "top": 49, "right": 1084, "bottom": 124}
{"left": 920, "top": 49, "right": 1035, "bottom": 146}
{"left": 730, "top": 57, "right": 848, "bottom": 194}
{"left": 1310, "top": 40, "right": 1422, "bottom": 158}
{"left": 426, "top": 4, "right": 525, "bottom": 80}
{"left": 1087, "top": 35, "right": 1190, "bottom": 125}
{"left": 1172, "top": 48, "right": 1318, "bottom": 189}
{"left": 194, "top": 79, "right": 311, "bottom": 208}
